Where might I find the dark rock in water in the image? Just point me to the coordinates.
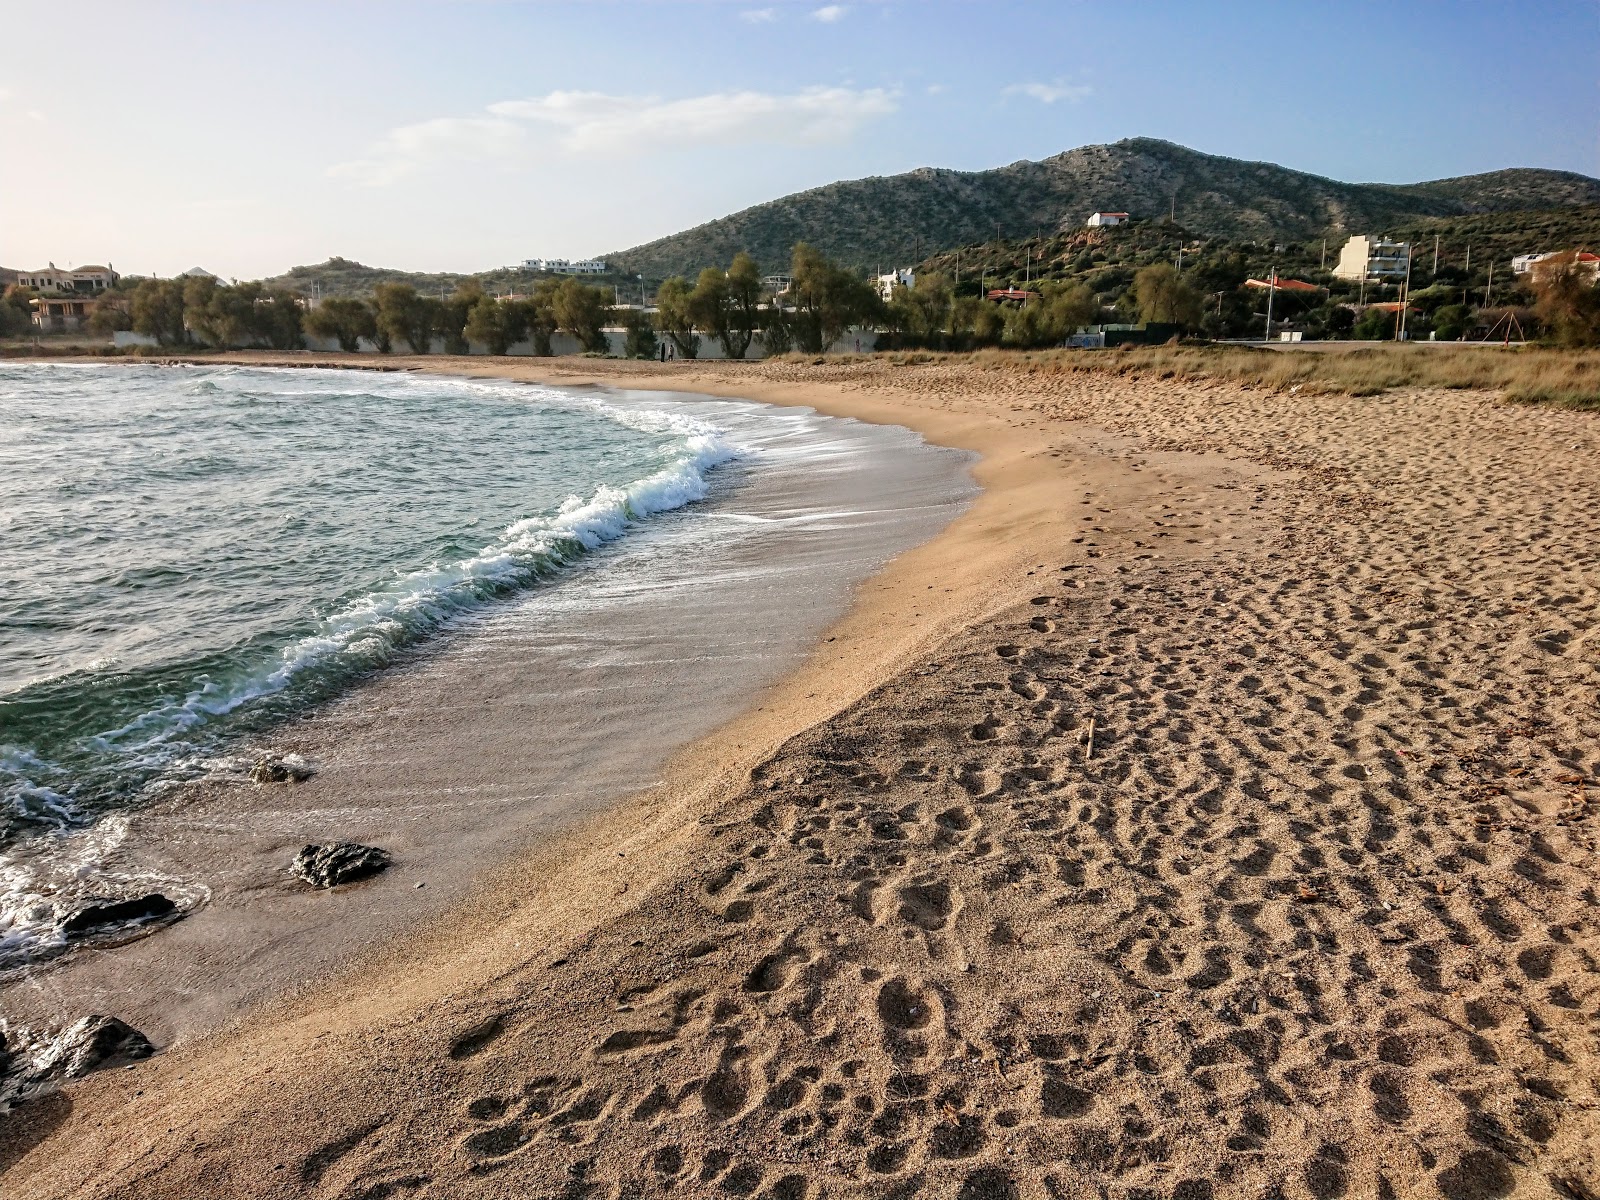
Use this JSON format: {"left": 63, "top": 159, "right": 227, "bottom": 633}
{"left": 292, "top": 842, "right": 390, "bottom": 888}
{"left": 62, "top": 892, "right": 178, "bottom": 937}
{"left": 251, "top": 754, "right": 315, "bottom": 783}
{"left": 32, "top": 1016, "right": 154, "bottom": 1083}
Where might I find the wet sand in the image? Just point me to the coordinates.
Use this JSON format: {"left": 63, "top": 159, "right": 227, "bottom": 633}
{"left": 4, "top": 354, "right": 1597, "bottom": 1198}
{"left": 0, "top": 384, "right": 975, "bottom": 1043}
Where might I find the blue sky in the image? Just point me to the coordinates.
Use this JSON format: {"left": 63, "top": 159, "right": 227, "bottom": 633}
{"left": 2, "top": 0, "right": 1594, "bottom": 279}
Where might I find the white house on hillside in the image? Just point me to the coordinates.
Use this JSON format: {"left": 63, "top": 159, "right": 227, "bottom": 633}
{"left": 1332, "top": 235, "right": 1410, "bottom": 281}
{"left": 1086, "top": 212, "right": 1129, "bottom": 227}
{"left": 876, "top": 267, "right": 915, "bottom": 301}
{"left": 523, "top": 258, "right": 607, "bottom": 274}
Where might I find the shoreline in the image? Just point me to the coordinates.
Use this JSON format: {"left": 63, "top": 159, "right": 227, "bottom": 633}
{"left": 0, "top": 367, "right": 975, "bottom": 1041}
{"left": 4, "top": 352, "right": 1596, "bottom": 1197}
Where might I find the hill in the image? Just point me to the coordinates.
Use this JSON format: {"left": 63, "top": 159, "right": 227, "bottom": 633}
{"left": 260, "top": 257, "right": 643, "bottom": 302}
{"left": 606, "top": 138, "right": 1600, "bottom": 280}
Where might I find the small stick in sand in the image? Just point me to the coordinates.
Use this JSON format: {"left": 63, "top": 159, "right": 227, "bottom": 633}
{"left": 1084, "top": 717, "right": 1096, "bottom": 760}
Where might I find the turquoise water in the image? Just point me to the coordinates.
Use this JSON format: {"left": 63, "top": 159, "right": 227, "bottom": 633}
{"left": 0, "top": 363, "right": 737, "bottom": 848}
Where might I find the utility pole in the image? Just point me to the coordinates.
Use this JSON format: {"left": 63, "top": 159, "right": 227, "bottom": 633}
{"left": 1320, "top": 239, "right": 1326, "bottom": 271}
{"left": 1397, "top": 247, "right": 1413, "bottom": 341}
{"left": 1483, "top": 263, "right": 1494, "bottom": 308}
{"left": 1264, "top": 266, "right": 1277, "bottom": 343}
{"left": 1464, "top": 243, "right": 1471, "bottom": 276}
{"left": 1432, "top": 235, "right": 1440, "bottom": 278}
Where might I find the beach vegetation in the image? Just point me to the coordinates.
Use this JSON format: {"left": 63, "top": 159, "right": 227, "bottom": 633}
{"left": 373, "top": 283, "right": 438, "bottom": 354}
{"left": 1131, "top": 264, "right": 1203, "bottom": 328}
{"left": 619, "top": 308, "right": 658, "bottom": 359}
{"left": 655, "top": 276, "right": 700, "bottom": 358}
{"left": 789, "top": 242, "right": 880, "bottom": 353}
{"left": 551, "top": 278, "right": 613, "bottom": 354}
{"left": 462, "top": 295, "right": 530, "bottom": 356}
{"left": 305, "top": 297, "right": 378, "bottom": 353}
{"left": 130, "top": 279, "right": 190, "bottom": 346}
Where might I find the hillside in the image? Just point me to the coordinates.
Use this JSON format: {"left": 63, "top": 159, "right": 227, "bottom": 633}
{"left": 606, "top": 138, "right": 1600, "bottom": 280}
{"left": 260, "top": 257, "right": 643, "bottom": 301}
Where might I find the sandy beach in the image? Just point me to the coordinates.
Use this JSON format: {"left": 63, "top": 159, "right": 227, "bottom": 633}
{"left": 3, "top": 353, "right": 1596, "bottom": 1198}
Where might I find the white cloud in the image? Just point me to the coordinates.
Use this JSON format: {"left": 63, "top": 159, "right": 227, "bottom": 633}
{"left": 925, "top": 84, "right": 947, "bottom": 96}
{"left": 331, "top": 86, "right": 899, "bottom": 185}
{"left": 811, "top": 5, "right": 847, "bottom": 21}
{"left": 0, "top": 86, "right": 12, "bottom": 102}
{"left": 1004, "top": 80, "right": 1092, "bottom": 104}
{"left": 740, "top": 7, "right": 779, "bottom": 21}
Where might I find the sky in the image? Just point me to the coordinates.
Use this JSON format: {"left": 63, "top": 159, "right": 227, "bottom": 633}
{"left": 2, "top": 0, "right": 1595, "bottom": 280}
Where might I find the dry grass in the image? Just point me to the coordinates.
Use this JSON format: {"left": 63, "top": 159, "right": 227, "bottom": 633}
{"left": 875, "top": 344, "right": 1600, "bottom": 411}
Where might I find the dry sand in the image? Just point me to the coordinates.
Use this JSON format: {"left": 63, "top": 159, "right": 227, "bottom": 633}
{"left": 3, "top": 354, "right": 1597, "bottom": 1199}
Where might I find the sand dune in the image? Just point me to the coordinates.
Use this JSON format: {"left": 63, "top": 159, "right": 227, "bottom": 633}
{"left": 3, "top": 355, "right": 1596, "bottom": 1198}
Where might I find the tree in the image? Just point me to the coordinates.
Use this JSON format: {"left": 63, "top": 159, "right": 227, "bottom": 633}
{"left": 463, "top": 296, "right": 530, "bottom": 355}
{"left": 255, "top": 288, "right": 305, "bottom": 350}
{"left": 524, "top": 286, "right": 558, "bottom": 356}
{"left": 552, "top": 278, "right": 611, "bottom": 353}
{"left": 1324, "top": 304, "right": 1356, "bottom": 339}
{"left": 724, "top": 252, "right": 763, "bottom": 359}
{"left": 761, "top": 303, "right": 793, "bottom": 355}
{"left": 688, "top": 267, "right": 732, "bottom": 356}
{"left": 373, "top": 283, "right": 436, "bottom": 354}
{"left": 1, "top": 285, "right": 37, "bottom": 336}
{"left": 182, "top": 276, "right": 262, "bottom": 348}
{"left": 655, "top": 276, "right": 700, "bottom": 358}
{"left": 789, "top": 242, "right": 877, "bottom": 353}
{"left": 618, "top": 308, "right": 658, "bottom": 359}
{"left": 87, "top": 297, "right": 132, "bottom": 335}
{"left": 305, "top": 297, "right": 377, "bottom": 352}
{"left": 1131, "top": 264, "right": 1202, "bottom": 328}
{"left": 1432, "top": 304, "right": 1471, "bottom": 342}
{"left": 438, "top": 282, "right": 483, "bottom": 355}
{"left": 1529, "top": 253, "right": 1600, "bottom": 347}
{"left": 1353, "top": 306, "right": 1396, "bottom": 340}
{"left": 130, "top": 279, "right": 188, "bottom": 346}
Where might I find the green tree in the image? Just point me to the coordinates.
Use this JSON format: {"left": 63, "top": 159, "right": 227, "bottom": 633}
{"left": 305, "top": 297, "right": 377, "bottom": 352}
{"left": 1353, "top": 306, "right": 1397, "bottom": 340}
{"left": 463, "top": 296, "right": 530, "bottom": 355}
{"left": 1131, "top": 264, "right": 1202, "bottom": 328}
{"left": 552, "top": 278, "right": 611, "bottom": 353}
{"left": 255, "top": 288, "right": 305, "bottom": 350}
{"left": 87, "top": 297, "right": 133, "bottom": 336}
{"left": 1431, "top": 304, "right": 1471, "bottom": 341}
{"left": 760, "top": 303, "right": 793, "bottom": 356}
{"left": 789, "top": 243, "right": 877, "bottom": 353}
{"left": 182, "top": 276, "right": 257, "bottom": 348}
{"left": 967, "top": 297, "right": 1004, "bottom": 346}
{"left": 655, "top": 276, "right": 700, "bottom": 358}
{"left": 619, "top": 307, "right": 658, "bottom": 359}
{"left": 130, "top": 279, "right": 188, "bottom": 346}
{"left": 688, "top": 267, "right": 732, "bottom": 356}
{"left": 724, "top": 252, "right": 763, "bottom": 359}
{"left": 373, "top": 283, "right": 436, "bottom": 354}
{"left": 1, "top": 285, "right": 38, "bottom": 336}
{"left": 437, "top": 282, "right": 483, "bottom": 355}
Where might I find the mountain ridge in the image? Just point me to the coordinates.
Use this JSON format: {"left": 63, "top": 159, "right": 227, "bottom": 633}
{"left": 606, "top": 137, "right": 1600, "bottom": 279}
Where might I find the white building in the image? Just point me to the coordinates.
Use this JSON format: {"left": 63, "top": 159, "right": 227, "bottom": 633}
{"left": 523, "top": 258, "right": 607, "bottom": 274}
{"left": 15, "top": 262, "right": 119, "bottom": 293}
{"left": 1512, "top": 252, "right": 1552, "bottom": 275}
{"left": 1332, "top": 235, "right": 1411, "bottom": 281}
{"left": 1086, "top": 212, "right": 1129, "bottom": 227}
{"left": 763, "top": 274, "right": 792, "bottom": 296}
{"left": 876, "top": 267, "right": 914, "bottom": 301}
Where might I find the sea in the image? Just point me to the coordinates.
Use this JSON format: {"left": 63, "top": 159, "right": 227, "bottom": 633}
{"left": 0, "top": 362, "right": 974, "bottom": 994}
